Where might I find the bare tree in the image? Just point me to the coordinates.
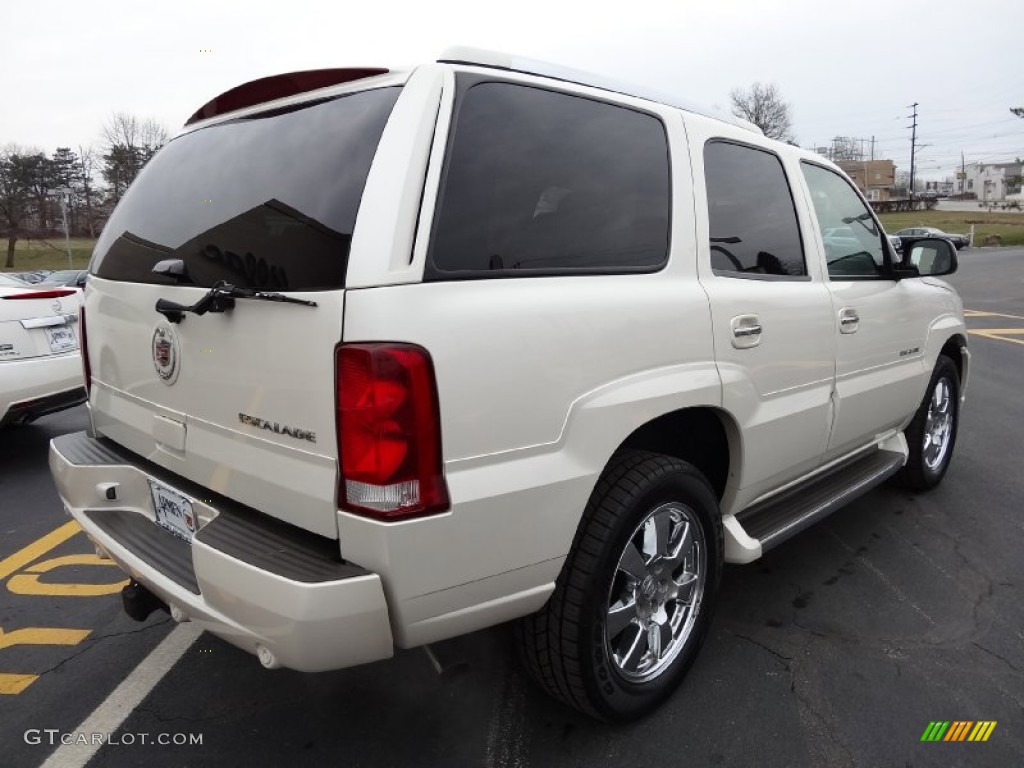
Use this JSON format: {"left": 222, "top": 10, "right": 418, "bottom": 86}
{"left": 829, "top": 136, "right": 864, "bottom": 162}
{"left": 101, "top": 112, "right": 169, "bottom": 202}
{"left": 102, "top": 112, "right": 169, "bottom": 154}
{"left": 894, "top": 170, "right": 911, "bottom": 198}
{"left": 729, "top": 82, "right": 795, "bottom": 142}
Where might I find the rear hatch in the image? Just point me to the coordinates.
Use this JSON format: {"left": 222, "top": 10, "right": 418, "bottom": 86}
{"left": 85, "top": 84, "right": 403, "bottom": 538}
{"left": 0, "top": 281, "right": 81, "bottom": 361}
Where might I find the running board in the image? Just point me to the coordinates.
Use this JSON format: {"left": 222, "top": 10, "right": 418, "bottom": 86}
{"left": 735, "top": 449, "right": 905, "bottom": 555}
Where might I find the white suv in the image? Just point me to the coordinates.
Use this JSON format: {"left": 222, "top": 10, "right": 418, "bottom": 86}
{"left": 50, "top": 48, "right": 968, "bottom": 721}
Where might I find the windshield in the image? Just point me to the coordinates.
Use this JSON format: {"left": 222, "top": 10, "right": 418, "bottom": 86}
{"left": 91, "top": 87, "right": 401, "bottom": 290}
{"left": 47, "top": 270, "right": 81, "bottom": 283}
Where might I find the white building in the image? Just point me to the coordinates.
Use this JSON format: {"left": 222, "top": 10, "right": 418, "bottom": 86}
{"left": 963, "top": 161, "right": 1023, "bottom": 201}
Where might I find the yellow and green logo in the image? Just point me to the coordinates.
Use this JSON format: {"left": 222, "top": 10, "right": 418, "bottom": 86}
{"left": 921, "top": 721, "right": 997, "bottom": 742}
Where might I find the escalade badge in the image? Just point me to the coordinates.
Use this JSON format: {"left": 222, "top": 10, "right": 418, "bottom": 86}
{"left": 152, "top": 324, "right": 181, "bottom": 385}
{"left": 238, "top": 412, "right": 317, "bottom": 443}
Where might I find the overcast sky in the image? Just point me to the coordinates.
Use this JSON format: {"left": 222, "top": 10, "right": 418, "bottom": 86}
{"left": 3, "top": 0, "right": 1020, "bottom": 179}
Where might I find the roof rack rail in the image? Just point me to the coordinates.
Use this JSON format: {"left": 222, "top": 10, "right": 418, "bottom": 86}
{"left": 437, "top": 46, "right": 761, "bottom": 134}
{"left": 185, "top": 68, "right": 389, "bottom": 126}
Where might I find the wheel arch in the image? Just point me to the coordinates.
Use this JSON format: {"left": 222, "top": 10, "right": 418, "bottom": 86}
{"left": 614, "top": 406, "right": 740, "bottom": 504}
{"left": 938, "top": 332, "right": 968, "bottom": 388}
{"left": 923, "top": 309, "right": 969, "bottom": 395}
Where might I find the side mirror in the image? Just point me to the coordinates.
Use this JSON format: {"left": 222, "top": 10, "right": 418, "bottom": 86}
{"left": 894, "top": 237, "right": 957, "bottom": 278}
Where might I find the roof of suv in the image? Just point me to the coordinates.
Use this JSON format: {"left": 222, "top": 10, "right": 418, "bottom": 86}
{"left": 180, "top": 47, "right": 762, "bottom": 135}
{"left": 438, "top": 47, "right": 761, "bottom": 133}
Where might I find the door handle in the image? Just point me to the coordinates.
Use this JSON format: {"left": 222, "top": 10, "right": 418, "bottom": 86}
{"left": 839, "top": 308, "right": 859, "bottom": 334}
{"left": 730, "top": 315, "right": 762, "bottom": 348}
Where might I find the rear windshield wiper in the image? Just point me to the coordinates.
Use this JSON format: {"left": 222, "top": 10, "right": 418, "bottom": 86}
{"left": 155, "top": 280, "right": 317, "bottom": 323}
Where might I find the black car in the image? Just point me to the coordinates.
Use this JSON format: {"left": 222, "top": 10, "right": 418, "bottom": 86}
{"left": 894, "top": 227, "right": 969, "bottom": 250}
{"left": 44, "top": 269, "right": 88, "bottom": 288}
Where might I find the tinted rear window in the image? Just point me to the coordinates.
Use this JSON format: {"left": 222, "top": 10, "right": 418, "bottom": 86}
{"left": 704, "top": 140, "right": 806, "bottom": 278}
{"left": 91, "top": 87, "right": 401, "bottom": 290}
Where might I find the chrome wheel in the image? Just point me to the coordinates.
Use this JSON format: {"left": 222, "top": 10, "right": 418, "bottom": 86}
{"left": 605, "top": 502, "right": 706, "bottom": 683}
{"left": 923, "top": 377, "right": 953, "bottom": 471}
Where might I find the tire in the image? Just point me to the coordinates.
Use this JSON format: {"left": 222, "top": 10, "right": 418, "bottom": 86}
{"left": 515, "top": 451, "right": 723, "bottom": 721}
{"left": 899, "top": 355, "right": 960, "bottom": 490}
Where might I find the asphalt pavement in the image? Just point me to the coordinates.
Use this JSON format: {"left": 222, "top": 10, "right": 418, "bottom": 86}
{"left": 1, "top": 248, "right": 1022, "bottom": 768}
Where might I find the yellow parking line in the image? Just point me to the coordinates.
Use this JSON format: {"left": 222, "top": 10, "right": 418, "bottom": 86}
{"left": 0, "top": 627, "right": 93, "bottom": 695}
{"left": 965, "top": 309, "right": 1024, "bottom": 321}
{"left": 0, "top": 673, "right": 37, "bottom": 695}
{"left": 969, "top": 329, "right": 1024, "bottom": 346}
{"left": 0, "top": 521, "right": 81, "bottom": 581}
{"left": 0, "top": 626, "right": 91, "bottom": 652}
{"left": 7, "top": 554, "right": 128, "bottom": 597}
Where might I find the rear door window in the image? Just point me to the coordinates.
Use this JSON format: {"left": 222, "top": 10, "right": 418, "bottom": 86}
{"left": 427, "top": 79, "right": 671, "bottom": 278}
{"left": 704, "top": 141, "right": 807, "bottom": 278}
{"left": 90, "top": 87, "right": 402, "bottom": 290}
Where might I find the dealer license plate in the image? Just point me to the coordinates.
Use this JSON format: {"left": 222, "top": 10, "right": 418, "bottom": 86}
{"left": 45, "top": 326, "right": 78, "bottom": 353}
{"left": 149, "top": 481, "right": 198, "bottom": 541}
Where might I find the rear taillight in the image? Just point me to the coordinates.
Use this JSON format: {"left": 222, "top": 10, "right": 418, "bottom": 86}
{"left": 1, "top": 288, "right": 77, "bottom": 300}
{"left": 79, "top": 306, "right": 91, "bottom": 395}
{"left": 336, "top": 343, "right": 449, "bottom": 521}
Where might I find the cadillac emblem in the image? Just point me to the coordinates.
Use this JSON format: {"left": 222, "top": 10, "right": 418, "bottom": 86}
{"left": 152, "top": 324, "right": 180, "bottom": 384}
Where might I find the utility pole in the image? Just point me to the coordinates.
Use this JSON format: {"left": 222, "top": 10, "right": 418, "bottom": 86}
{"left": 870, "top": 136, "right": 876, "bottom": 161}
{"left": 908, "top": 102, "right": 918, "bottom": 200}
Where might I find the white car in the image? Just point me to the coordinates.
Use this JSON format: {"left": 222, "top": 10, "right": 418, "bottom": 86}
{"left": 0, "top": 274, "right": 86, "bottom": 426}
{"left": 49, "top": 48, "right": 967, "bottom": 721}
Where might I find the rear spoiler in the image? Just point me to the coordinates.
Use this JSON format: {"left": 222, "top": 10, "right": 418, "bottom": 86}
{"left": 185, "top": 68, "right": 389, "bottom": 126}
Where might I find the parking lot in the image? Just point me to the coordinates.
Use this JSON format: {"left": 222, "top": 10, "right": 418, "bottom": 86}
{"left": 1, "top": 248, "right": 1022, "bottom": 768}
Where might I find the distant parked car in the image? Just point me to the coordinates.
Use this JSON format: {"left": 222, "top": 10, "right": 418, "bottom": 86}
{"left": 894, "top": 227, "right": 969, "bottom": 250}
{"left": 822, "top": 226, "right": 901, "bottom": 260}
{"left": 45, "top": 269, "right": 88, "bottom": 288}
{"left": 0, "top": 274, "right": 86, "bottom": 426}
{"left": 6, "top": 271, "right": 50, "bottom": 284}
{"left": 822, "top": 226, "right": 860, "bottom": 249}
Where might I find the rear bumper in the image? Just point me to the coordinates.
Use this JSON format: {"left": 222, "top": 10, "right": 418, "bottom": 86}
{"left": 0, "top": 352, "right": 86, "bottom": 425}
{"left": 49, "top": 431, "right": 394, "bottom": 672}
